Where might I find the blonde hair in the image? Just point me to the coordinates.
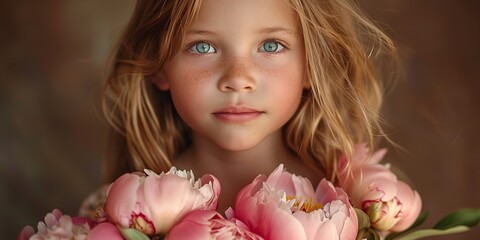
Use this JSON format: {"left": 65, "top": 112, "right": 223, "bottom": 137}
{"left": 102, "top": 0, "right": 396, "bottom": 182}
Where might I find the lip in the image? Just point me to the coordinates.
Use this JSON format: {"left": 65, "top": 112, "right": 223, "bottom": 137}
{"left": 212, "top": 106, "right": 264, "bottom": 123}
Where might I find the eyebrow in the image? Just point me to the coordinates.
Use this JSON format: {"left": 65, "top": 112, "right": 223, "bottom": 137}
{"left": 187, "top": 27, "right": 297, "bottom": 36}
{"left": 257, "top": 27, "right": 297, "bottom": 35}
{"left": 187, "top": 29, "right": 215, "bottom": 36}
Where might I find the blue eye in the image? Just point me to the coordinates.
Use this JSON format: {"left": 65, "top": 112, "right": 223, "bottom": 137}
{"left": 259, "top": 40, "right": 285, "bottom": 53}
{"left": 190, "top": 42, "right": 216, "bottom": 54}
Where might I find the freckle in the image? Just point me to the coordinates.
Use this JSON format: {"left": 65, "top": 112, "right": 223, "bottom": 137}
{"left": 223, "top": 56, "right": 250, "bottom": 77}
{"left": 187, "top": 70, "right": 212, "bottom": 87}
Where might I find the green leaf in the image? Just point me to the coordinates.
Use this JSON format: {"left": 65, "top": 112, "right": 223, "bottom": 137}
{"left": 434, "top": 208, "right": 480, "bottom": 230}
{"left": 384, "top": 232, "right": 396, "bottom": 240}
{"left": 119, "top": 227, "right": 151, "bottom": 240}
{"left": 356, "top": 228, "right": 380, "bottom": 240}
{"left": 355, "top": 208, "right": 371, "bottom": 230}
{"left": 395, "top": 225, "right": 470, "bottom": 240}
{"left": 385, "top": 211, "right": 429, "bottom": 240}
{"left": 367, "top": 228, "right": 380, "bottom": 240}
{"left": 355, "top": 208, "right": 380, "bottom": 240}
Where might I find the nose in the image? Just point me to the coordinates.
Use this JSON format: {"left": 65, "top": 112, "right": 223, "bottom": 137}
{"left": 217, "top": 57, "right": 256, "bottom": 93}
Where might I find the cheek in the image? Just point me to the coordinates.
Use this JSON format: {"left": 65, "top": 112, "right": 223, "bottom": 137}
{"left": 260, "top": 72, "right": 303, "bottom": 126}
{"left": 270, "top": 62, "right": 305, "bottom": 109}
{"left": 275, "top": 82, "right": 303, "bottom": 114}
{"left": 167, "top": 70, "right": 213, "bottom": 123}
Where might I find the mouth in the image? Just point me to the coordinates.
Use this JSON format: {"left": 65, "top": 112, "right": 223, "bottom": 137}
{"left": 212, "top": 106, "right": 264, "bottom": 122}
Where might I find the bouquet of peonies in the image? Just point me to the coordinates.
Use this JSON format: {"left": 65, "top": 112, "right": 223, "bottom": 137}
{"left": 19, "top": 145, "right": 480, "bottom": 240}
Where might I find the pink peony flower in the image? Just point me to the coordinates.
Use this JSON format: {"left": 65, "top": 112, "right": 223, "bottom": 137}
{"left": 87, "top": 222, "right": 123, "bottom": 240}
{"left": 232, "top": 164, "right": 358, "bottom": 240}
{"left": 167, "top": 210, "right": 264, "bottom": 240}
{"left": 337, "top": 144, "right": 422, "bottom": 232}
{"left": 17, "top": 209, "right": 94, "bottom": 240}
{"left": 104, "top": 167, "right": 221, "bottom": 236}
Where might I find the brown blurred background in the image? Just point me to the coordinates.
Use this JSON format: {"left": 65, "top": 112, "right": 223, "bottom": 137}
{"left": 1, "top": 0, "right": 478, "bottom": 239}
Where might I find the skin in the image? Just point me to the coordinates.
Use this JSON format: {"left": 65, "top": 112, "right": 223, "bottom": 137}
{"left": 154, "top": 0, "right": 322, "bottom": 212}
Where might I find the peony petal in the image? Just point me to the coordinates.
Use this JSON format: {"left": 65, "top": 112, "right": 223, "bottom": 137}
{"left": 265, "top": 164, "right": 296, "bottom": 195}
{"left": 235, "top": 174, "right": 267, "bottom": 211}
{"left": 200, "top": 174, "right": 221, "bottom": 210}
{"left": 17, "top": 226, "right": 35, "bottom": 240}
{"left": 235, "top": 174, "right": 306, "bottom": 240}
{"left": 234, "top": 191, "right": 264, "bottom": 231}
{"left": 44, "top": 212, "right": 59, "bottom": 229}
{"left": 342, "top": 164, "right": 398, "bottom": 207}
{"left": 339, "top": 208, "right": 359, "bottom": 240}
{"left": 105, "top": 173, "right": 145, "bottom": 228}
{"left": 255, "top": 201, "right": 307, "bottom": 240}
{"left": 143, "top": 174, "right": 200, "bottom": 233}
{"left": 316, "top": 179, "right": 338, "bottom": 204}
{"left": 142, "top": 172, "right": 217, "bottom": 234}
{"left": 390, "top": 181, "right": 422, "bottom": 232}
{"left": 36, "top": 221, "right": 47, "bottom": 234}
{"left": 369, "top": 148, "right": 388, "bottom": 164}
{"left": 326, "top": 201, "right": 348, "bottom": 233}
{"left": 265, "top": 164, "right": 316, "bottom": 200}
{"left": 311, "top": 222, "right": 339, "bottom": 240}
{"left": 292, "top": 175, "right": 316, "bottom": 199}
{"left": 293, "top": 210, "right": 334, "bottom": 240}
{"left": 58, "top": 215, "right": 74, "bottom": 233}
{"left": 169, "top": 210, "right": 265, "bottom": 240}
{"left": 235, "top": 175, "right": 306, "bottom": 240}
{"left": 225, "top": 207, "right": 235, "bottom": 219}
{"left": 315, "top": 180, "right": 358, "bottom": 239}
{"left": 88, "top": 222, "right": 123, "bottom": 240}
{"left": 166, "top": 210, "right": 217, "bottom": 240}
{"left": 51, "top": 209, "right": 63, "bottom": 219}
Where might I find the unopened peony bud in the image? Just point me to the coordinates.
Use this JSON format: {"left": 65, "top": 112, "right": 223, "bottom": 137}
{"left": 337, "top": 144, "right": 422, "bottom": 232}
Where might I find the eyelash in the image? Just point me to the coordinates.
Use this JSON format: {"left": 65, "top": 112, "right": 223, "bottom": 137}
{"left": 186, "top": 38, "right": 289, "bottom": 55}
{"left": 188, "top": 41, "right": 217, "bottom": 54}
{"left": 259, "top": 38, "right": 288, "bottom": 54}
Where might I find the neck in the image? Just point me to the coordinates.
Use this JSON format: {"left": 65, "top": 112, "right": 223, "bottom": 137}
{"left": 173, "top": 130, "right": 290, "bottom": 213}
{"left": 184, "top": 130, "right": 295, "bottom": 184}
{"left": 173, "top": 129, "right": 323, "bottom": 214}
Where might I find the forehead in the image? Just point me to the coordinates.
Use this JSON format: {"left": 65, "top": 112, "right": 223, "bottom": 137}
{"left": 191, "top": 0, "right": 298, "bottom": 33}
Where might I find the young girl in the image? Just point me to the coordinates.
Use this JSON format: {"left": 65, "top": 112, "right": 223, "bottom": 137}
{"left": 99, "top": 0, "right": 396, "bottom": 213}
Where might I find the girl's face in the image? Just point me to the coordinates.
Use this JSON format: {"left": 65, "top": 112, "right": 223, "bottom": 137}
{"left": 155, "top": 0, "right": 306, "bottom": 151}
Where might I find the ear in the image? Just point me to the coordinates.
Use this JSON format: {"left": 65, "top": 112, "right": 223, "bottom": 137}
{"left": 152, "top": 70, "right": 170, "bottom": 91}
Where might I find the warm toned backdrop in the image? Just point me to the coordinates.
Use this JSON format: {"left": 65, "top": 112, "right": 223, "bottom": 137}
{"left": 1, "top": 0, "right": 479, "bottom": 239}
